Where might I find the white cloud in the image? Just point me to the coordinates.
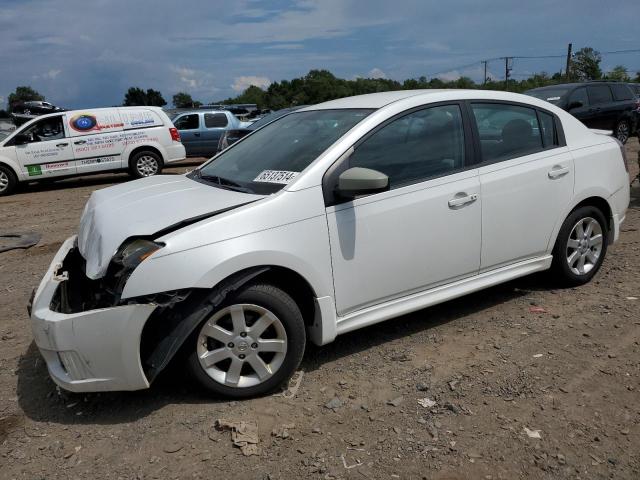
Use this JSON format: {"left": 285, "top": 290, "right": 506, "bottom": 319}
{"left": 232, "top": 75, "right": 271, "bottom": 92}
{"left": 367, "top": 68, "right": 387, "bottom": 79}
{"left": 44, "top": 69, "right": 61, "bottom": 79}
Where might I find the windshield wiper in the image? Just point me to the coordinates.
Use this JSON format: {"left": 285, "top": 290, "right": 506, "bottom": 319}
{"left": 196, "top": 171, "right": 254, "bottom": 194}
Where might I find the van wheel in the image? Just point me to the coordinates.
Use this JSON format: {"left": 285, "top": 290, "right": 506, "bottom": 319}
{"left": 615, "top": 120, "right": 630, "bottom": 144}
{"left": 128, "top": 151, "right": 163, "bottom": 179}
{"left": 0, "top": 165, "right": 17, "bottom": 196}
{"left": 551, "top": 206, "right": 608, "bottom": 286}
{"left": 187, "top": 283, "right": 306, "bottom": 398}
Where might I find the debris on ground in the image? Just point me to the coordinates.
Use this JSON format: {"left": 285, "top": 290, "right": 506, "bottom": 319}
{"left": 417, "top": 398, "right": 437, "bottom": 408}
{"left": 215, "top": 419, "right": 260, "bottom": 456}
{"left": 524, "top": 427, "right": 542, "bottom": 439}
{"left": 387, "top": 396, "right": 404, "bottom": 407}
{"left": 324, "top": 397, "right": 343, "bottom": 411}
{"left": 278, "top": 370, "right": 304, "bottom": 398}
{"left": 0, "top": 232, "right": 41, "bottom": 253}
{"left": 271, "top": 423, "right": 295, "bottom": 439}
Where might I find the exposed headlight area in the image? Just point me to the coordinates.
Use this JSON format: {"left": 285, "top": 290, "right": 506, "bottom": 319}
{"left": 51, "top": 238, "right": 163, "bottom": 314}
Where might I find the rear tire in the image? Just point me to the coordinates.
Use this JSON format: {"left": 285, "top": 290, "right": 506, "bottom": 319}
{"left": 0, "top": 164, "right": 17, "bottom": 196}
{"left": 187, "top": 283, "right": 306, "bottom": 398}
{"left": 615, "top": 120, "right": 630, "bottom": 144}
{"left": 128, "top": 150, "right": 163, "bottom": 179}
{"left": 551, "top": 206, "right": 608, "bottom": 286}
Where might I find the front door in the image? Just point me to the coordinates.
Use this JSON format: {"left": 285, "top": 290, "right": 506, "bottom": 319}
{"left": 14, "top": 115, "right": 76, "bottom": 178}
{"left": 174, "top": 113, "right": 202, "bottom": 156}
{"left": 325, "top": 104, "right": 481, "bottom": 315}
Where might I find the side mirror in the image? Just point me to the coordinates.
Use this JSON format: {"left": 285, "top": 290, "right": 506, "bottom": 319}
{"left": 13, "top": 133, "right": 31, "bottom": 145}
{"left": 337, "top": 167, "right": 389, "bottom": 198}
{"left": 568, "top": 101, "right": 583, "bottom": 110}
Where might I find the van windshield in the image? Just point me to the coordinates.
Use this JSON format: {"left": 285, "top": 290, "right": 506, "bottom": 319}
{"left": 194, "top": 109, "right": 373, "bottom": 194}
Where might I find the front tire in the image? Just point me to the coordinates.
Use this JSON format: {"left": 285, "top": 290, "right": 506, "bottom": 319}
{"left": 551, "top": 206, "right": 608, "bottom": 286}
{"left": 0, "top": 164, "right": 17, "bottom": 196}
{"left": 187, "top": 283, "right": 306, "bottom": 398}
{"left": 615, "top": 120, "right": 630, "bottom": 144}
{"left": 128, "top": 150, "right": 163, "bottom": 179}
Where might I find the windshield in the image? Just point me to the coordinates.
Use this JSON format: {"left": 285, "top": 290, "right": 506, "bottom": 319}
{"left": 525, "top": 88, "right": 570, "bottom": 104}
{"left": 195, "top": 109, "right": 373, "bottom": 194}
{"left": 249, "top": 107, "right": 302, "bottom": 130}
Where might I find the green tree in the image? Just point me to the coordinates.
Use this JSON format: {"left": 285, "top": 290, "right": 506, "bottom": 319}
{"left": 7, "top": 86, "right": 45, "bottom": 112}
{"left": 571, "top": 47, "right": 602, "bottom": 81}
{"left": 605, "top": 65, "right": 630, "bottom": 82}
{"left": 634, "top": 71, "right": 640, "bottom": 82}
{"left": 123, "top": 87, "right": 166, "bottom": 107}
{"left": 172, "top": 92, "right": 197, "bottom": 108}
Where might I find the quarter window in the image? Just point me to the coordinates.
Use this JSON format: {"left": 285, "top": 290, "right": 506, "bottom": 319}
{"left": 204, "top": 113, "right": 228, "bottom": 128}
{"left": 587, "top": 85, "right": 613, "bottom": 105}
{"left": 610, "top": 84, "right": 633, "bottom": 101}
{"left": 174, "top": 114, "right": 199, "bottom": 130}
{"left": 349, "top": 105, "right": 465, "bottom": 189}
{"left": 537, "top": 111, "right": 558, "bottom": 148}
{"left": 471, "top": 103, "right": 544, "bottom": 162}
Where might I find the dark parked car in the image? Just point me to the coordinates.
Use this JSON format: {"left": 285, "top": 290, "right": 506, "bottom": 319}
{"left": 216, "top": 106, "right": 306, "bottom": 153}
{"left": 10, "top": 101, "right": 66, "bottom": 126}
{"left": 525, "top": 82, "right": 639, "bottom": 143}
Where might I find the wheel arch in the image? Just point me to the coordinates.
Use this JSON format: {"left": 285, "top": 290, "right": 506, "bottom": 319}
{"left": 138, "top": 264, "right": 327, "bottom": 384}
{"left": 126, "top": 144, "right": 165, "bottom": 165}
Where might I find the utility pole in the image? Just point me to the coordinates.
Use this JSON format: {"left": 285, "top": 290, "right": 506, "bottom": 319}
{"left": 565, "top": 43, "right": 573, "bottom": 81}
{"left": 482, "top": 61, "right": 488, "bottom": 85}
{"left": 504, "top": 57, "right": 512, "bottom": 91}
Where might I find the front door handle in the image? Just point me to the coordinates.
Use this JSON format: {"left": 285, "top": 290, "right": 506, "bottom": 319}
{"left": 74, "top": 140, "right": 87, "bottom": 145}
{"left": 56, "top": 142, "right": 68, "bottom": 147}
{"left": 194, "top": 132, "right": 201, "bottom": 137}
{"left": 548, "top": 166, "right": 570, "bottom": 179}
{"left": 448, "top": 193, "right": 478, "bottom": 208}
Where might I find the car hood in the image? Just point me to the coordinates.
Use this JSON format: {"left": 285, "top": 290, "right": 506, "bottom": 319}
{"left": 78, "top": 175, "right": 263, "bottom": 279}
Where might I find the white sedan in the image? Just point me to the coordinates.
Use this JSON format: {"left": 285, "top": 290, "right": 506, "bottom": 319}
{"left": 30, "top": 89, "right": 630, "bottom": 398}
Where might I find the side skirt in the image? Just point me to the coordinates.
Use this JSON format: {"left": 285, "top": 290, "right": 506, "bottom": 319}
{"left": 335, "top": 255, "right": 553, "bottom": 336}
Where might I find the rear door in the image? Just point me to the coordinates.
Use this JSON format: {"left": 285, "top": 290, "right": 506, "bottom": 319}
{"left": 566, "top": 87, "right": 593, "bottom": 126}
{"left": 586, "top": 85, "right": 615, "bottom": 129}
{"left": 66, "top": 109, "right": 126, "bottom": 174}
{"left": 471, "top": 102, "right": 574, "bottom": 270}
{"left": 201, "top": 113, "right": 229, "bottom": 157}
{"left": 173, "top": 113, "right": 202, "bottom": 156}
{"left": 14, "top": 115, "right": 76, "bottom": 178}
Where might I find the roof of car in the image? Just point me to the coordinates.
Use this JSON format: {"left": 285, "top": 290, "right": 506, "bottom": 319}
{"left": 299, "top": 90, "right": 447, "bottom": 110}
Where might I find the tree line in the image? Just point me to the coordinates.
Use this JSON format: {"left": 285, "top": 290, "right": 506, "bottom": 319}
{"left": 2, "top": 47, "right": 639, "bottom": 116}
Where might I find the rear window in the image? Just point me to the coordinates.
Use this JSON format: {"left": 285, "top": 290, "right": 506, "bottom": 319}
{"left": 525, "top": 88, "right": 570, "bottom": 104}
{"left": 587, "top": 85, "right": 613, "bottom": 105}
{"left": 611, "top": 84, "right": 633, "bottom": 101}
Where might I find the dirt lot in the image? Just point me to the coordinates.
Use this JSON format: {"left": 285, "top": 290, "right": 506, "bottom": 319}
{"left": 1, "top": 143, "right": 639, "bottom": 480}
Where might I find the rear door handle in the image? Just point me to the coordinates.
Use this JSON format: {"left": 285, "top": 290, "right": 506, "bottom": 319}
{"left": 74, "top": 140, "right": 87, "bottom": 145}
{"left": 548, "top": 166, "right": 570, "bottom": 179}
{"left": 56, "top": 142, "right": 68, "bottom": 147}
{"left": 448, "top": 193, "right": 478, "bottom": 208}
{"left": 194, "top": 133, "right": 201, "bottom": 137}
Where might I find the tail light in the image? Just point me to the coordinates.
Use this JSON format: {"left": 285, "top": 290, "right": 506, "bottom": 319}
{"left": 169, "top": 127, "right": 181, "bottom": 142}
{"left": 614, "top": 138, "right": 628, "bottom": 172}
{"left": 633, "top": 98, "right": 640, "bottom": 112}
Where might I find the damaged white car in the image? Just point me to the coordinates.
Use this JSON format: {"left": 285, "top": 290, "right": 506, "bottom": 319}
{"left": 29, "top": 90, "right": 630, "bottom": 398}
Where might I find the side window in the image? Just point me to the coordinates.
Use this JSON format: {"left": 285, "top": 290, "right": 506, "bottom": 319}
{"left": 538, "top": 111, "right": 558, "bottom": 148}
{"left": 204, "top": 113, "right": 229, "bottom": 128}
{"left": 568, "top": 88, "right": 589, "bottom": 108}
{"left": 174, "top": 114, "right": 199, "bottom": 130}
{"left": 587, "top": 85, "right": 613, "bottom": 105}
{"left": 610, "top": 84, "right": 633, "bottom": 101}
{"left": 21, "top": 115, "right": 65, "bottom": 143}
{"left": 349, "top": 104, "right": 465, "bottom": 189}
{"left": 471, "top": 103, "right": 543, "bottom": 162}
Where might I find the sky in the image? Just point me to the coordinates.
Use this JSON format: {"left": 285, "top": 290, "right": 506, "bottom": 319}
{"left": 0, "top": 0, "right": 638, "bottom": 109}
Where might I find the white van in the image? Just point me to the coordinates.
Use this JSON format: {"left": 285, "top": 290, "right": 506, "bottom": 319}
{"left": 0, "top": 107, "right": 186, "bottom": 196}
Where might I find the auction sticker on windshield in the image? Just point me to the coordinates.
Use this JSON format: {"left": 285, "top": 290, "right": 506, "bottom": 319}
{"left": 253, "top": 170, "right": 299, "bottom": 184}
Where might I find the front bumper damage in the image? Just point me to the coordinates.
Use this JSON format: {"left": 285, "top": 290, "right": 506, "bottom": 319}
{"left": 30, "top": 236, "right": 156, "bottom": 392}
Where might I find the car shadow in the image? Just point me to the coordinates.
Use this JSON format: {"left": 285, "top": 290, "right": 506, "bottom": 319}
{"left": 15, "top": 273, "right": 547, "bottom": 426}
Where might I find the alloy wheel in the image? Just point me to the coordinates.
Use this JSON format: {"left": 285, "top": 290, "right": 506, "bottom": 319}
{"left": 136, "top": 155, "right": 159, "bottom": 177}
{"left": 0, "top": 171, "right": 9, "bottom": 193}
{"left": 566, "top": 217, "right": 603, "bottom": 275}
{"left": 616, "top": 121, "right": 629, "bottom": 144}
{"left": 196, "top": 304, "right": 288, "bottom": 388}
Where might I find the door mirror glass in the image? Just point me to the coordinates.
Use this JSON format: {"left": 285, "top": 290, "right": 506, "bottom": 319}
{"left": 337, "top": 167, "right": 389, "bottom": 198}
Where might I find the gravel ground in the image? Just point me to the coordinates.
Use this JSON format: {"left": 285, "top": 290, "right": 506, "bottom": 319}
{"left": 1, "top": 142, "right": 639, "bottom": 480}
